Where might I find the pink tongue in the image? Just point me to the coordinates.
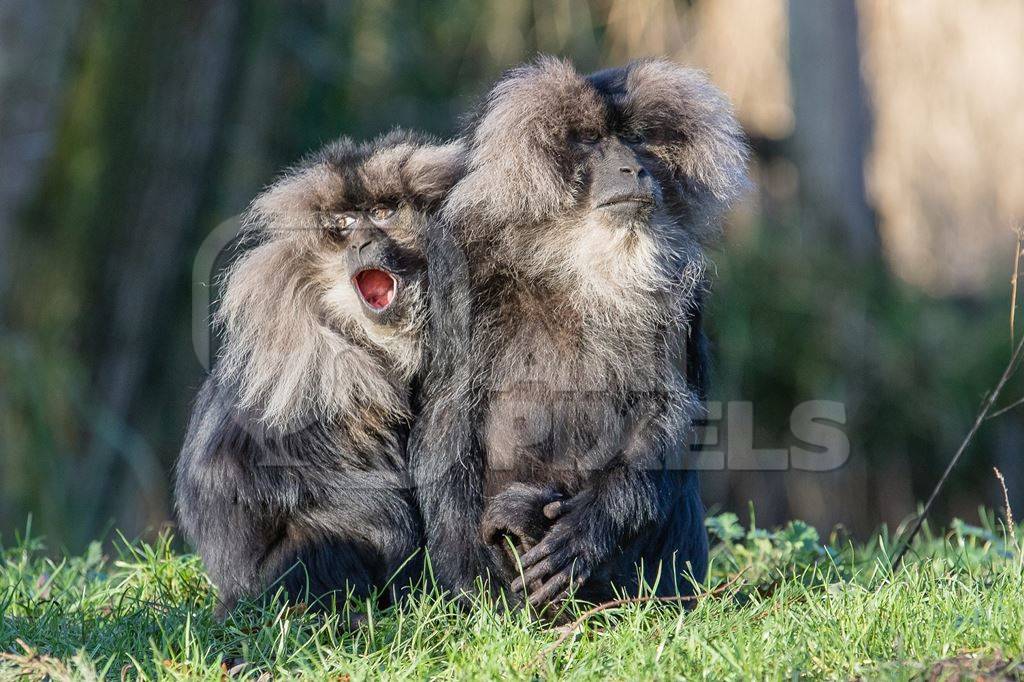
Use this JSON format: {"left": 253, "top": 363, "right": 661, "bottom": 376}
{"left": 355, "top": 269, "right": 395, "bottom": 310}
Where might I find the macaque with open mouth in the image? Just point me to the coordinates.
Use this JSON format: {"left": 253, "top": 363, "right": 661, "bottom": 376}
{"left": 175, "top": 130, "right": 464, "bottom": 617}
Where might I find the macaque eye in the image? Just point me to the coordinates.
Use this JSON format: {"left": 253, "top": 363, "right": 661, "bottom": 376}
{"left": 369, "top": 206, "right": 396, "bottom": 222}
{"left": 324, "top": 212, "right": 357, "bottom": 238}
{"left": 572, "top": 130, "right": 601, "bottom": 146}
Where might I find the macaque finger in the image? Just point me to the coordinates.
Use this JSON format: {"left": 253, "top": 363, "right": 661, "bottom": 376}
{"left": 511, "top": 555, "right": 562, "bottom": 593}
{"left": 518, "top": 531, "right": 567, "bottom": 570}
{"left": 542, "top": 499, "right": 571, "bottom": 520}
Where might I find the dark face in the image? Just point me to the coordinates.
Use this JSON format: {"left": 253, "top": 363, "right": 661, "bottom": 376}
{"left": 319, "top": 203, "right": 426, "bottom": 326}
{"left": 530, "top": 117, "right": 681, "bottom": 288}
{"left": 578, "top": 134, "right": 660, "bottom": 223}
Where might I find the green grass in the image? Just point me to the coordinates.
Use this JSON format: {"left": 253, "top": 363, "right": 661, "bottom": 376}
{"left": 1, "top": 514, "right": 1022, "bottom": 681}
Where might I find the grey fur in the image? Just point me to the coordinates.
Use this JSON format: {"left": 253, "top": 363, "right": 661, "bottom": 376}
{"left": 175, "top": 130, "right": 465, "bottom": 615}
{"left": 411, "top": 57, "right": 748, "bottom": 609}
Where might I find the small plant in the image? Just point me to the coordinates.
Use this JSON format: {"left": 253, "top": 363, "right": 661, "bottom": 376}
{"left": 707, "top": 512, "right": 842, "bottom": 586}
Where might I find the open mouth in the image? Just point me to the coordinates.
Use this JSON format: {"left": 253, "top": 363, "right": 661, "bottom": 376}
{"left": 353, "top": 268, "right": 398, "bottom": 311}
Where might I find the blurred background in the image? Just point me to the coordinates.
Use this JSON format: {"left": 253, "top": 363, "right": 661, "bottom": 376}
{"left": 2, "top": 0, "right": 1022, "bottom": 552}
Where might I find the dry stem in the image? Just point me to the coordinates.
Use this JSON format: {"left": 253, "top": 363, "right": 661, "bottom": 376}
{"left": 993, "top": 467, "right": 1018, "bottom": 554}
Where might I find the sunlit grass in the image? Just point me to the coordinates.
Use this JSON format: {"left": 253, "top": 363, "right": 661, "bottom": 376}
{"left": 1, "top": 514, "right": 1021, "bottom": 680}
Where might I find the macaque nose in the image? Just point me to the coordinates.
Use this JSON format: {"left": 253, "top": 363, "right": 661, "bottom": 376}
{"left": 619, "top": 164, "right": 646, "bottom": 177}
{"left": 349, "top": 229, "right": 380, "bottom": 254}
{"left": 345, "top": 227, "right": 389, "bottom": 276}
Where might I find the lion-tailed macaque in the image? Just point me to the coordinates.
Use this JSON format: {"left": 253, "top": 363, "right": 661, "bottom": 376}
{"left": 411, "top": 58, "right": 748, "bottom": 610}
{"left": 175, "top": 131, "right": 464, "bottom": 616}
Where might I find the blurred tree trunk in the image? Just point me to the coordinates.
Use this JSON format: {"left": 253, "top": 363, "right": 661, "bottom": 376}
{"left": 0, "top": 0, "right": 82, "bottom": 535}
{"left": 0, "top": 0, "right": 81, "bottom": 313}
{"left": 76, "top": 1, "right": 246, "bottom": 541}
{"left": 787, "top": 0, "right": 879, "bottom": 260}
{"left": 785, "top": 1, "right": 881, "bottom": 532}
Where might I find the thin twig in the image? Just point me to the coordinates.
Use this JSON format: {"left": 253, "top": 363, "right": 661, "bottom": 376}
{"left": 891, "top": 332, "right": 1024, "bottom": 570}
{"left": 986, "top": 395, "right": 1024, "bottom": 421}
{"left": 1010, "top": 233, "right": 1021, "bottom": 345}
{"left": 532, "top": 568, "right": 748, "bottom": 664}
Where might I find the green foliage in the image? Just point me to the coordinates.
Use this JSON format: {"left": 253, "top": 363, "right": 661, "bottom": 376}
{"left": 1, "top": 515, "right": 1021, "bottom": 680}
{"left": 707, "top": 512, "right": 839, "bottom": 585}
{"left": 707, "top": 221, "right": 1019, "bottom": 532}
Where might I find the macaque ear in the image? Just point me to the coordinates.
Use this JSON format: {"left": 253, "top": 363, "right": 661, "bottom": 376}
{"left": 402, "top": 141, "right": 467, "bottom": 206}
{"left": 247, "top": 163, "right": 340, "bottom": 237}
